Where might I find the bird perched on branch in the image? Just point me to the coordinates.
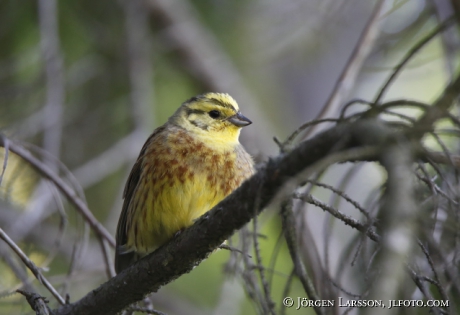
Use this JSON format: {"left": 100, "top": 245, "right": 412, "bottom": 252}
{"left": 115, "top": 93, "right": 254, "bottom": 273}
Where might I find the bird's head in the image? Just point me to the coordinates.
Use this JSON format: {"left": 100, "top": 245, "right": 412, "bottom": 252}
{"left": 170, "top": 93, "right": 252, "bottom": 146}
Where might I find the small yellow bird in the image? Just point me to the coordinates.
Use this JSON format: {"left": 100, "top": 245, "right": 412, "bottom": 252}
{"left": 115, "top": 92, "right": 254, "bottom": 273}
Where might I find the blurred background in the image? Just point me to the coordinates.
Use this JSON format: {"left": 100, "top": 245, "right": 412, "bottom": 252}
{"left": 0, "top": 0, "right": 459, "bottom": 314}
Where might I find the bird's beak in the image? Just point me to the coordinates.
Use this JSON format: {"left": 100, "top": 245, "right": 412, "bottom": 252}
{"left": 227, "top": 112, "right": 252, "bottom": 127}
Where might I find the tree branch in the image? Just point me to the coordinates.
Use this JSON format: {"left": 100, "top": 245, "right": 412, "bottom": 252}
{"left": 11, "top": 70, "right": 460, "bottom": 314}
{"left": 0, "top": 138, "right": 115, "bottom": 247}
{"left": 52, "top": 119, "right": 394, "bottom": 315}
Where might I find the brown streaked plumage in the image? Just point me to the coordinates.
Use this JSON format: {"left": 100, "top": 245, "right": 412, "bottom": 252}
{"left": 115, "top": 93, "right": 254, "bottom": 273}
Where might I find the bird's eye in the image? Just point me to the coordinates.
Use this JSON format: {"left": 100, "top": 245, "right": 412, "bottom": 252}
{"left": 208, "top": 110, "right": 220, "bottom": 119}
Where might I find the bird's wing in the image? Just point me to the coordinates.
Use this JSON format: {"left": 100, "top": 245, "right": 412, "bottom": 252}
{"left": 114, "top": 126, "right": 166, "bottom": 273}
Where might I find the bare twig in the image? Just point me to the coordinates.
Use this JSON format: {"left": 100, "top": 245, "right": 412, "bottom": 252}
{"left": 299, "top": 0, "right": 387, "bottom": 141}
{"left": 306, "top": 179, "right": 371, "bottom": 220}
{"left": 418, "top": 240, "right": 449, "bottom": 303}
{"left": 99, "top": 237, "right": 116, "bottom": 279}
{"left": 0, "top": 134, "right": 8, "bottom": 186}
{"left": 251, "top": 184, "right": 275, "bottom": 315}
{"left": 279, "top": 270, "right": 295, "bottom": 315}
{"left": 431, "top": 0, "right": 458, "bottom": 79}
{"left": 295, "top": 193, "right": 380, "bottom": 243}
{"left": 0, "top": 205, "right": 104, "bottom": 272}
{"left": 17, "top": 290, "right": 52, "bottom": 315}
{"left": 0, "top": 244, "right": 34, "bottom": 292}
{"left": 365, "top": 145, "right": 418, "bottom": 315}
{"left": 38, "top": 0, "right": 65, "bottom": 166}
{"left": 125, "top": 306, "right": 167, "bottom": 315}
{"left": 72, "top": 131, "right": 145, "bottom": 188}
{"left": 0, "top": 137, "right": 115, "bottom": 247}
{"left": 407, "top": 266, "right": 443, "bottom": 315}
{"left": 277, "top": 118, "right": 342, "bottom": 153}
{"left": 0, "top": 227, "right": 66, "bottom": 304}
{"left": 123, "top": 0, "right": 155, "bottom": 133}
{"left": 280, "top": 199, "right": 323, "bottom": 315}
{"left": 374, "top": 17, "right": 456, "bottom": 104}
{"left": 240, "top": 227, "right": 267, "bottom": 315}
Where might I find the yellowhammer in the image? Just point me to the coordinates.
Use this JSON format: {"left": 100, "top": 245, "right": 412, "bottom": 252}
{"left": 115, "top": 92, "right": 254, "bottom": 273}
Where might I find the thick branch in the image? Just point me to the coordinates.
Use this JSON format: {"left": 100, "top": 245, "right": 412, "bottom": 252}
{"left": 52, "top": 119, "right": 391, "bottom": 315}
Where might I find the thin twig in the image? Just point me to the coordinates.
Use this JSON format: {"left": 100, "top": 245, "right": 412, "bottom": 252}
{"left": 365, "top": 144, "right": 418, "bottom": 315}
{"left": 240, "top": 227, "right": 267, "bottom": 315}
{"left": 0, "top": 135, "right": 8, "bottom": 186}
{"left": 0, "top": 228, "right": 65, "bottom": 304}
{"left": 17, "top": 290, "right": 52, "bottom": 315}
{"left": 125, "top": 306, "right": 167, "bottom": 315}
{"left": 418, "top": 240, "right": 449, "bottom": 303}
{"left": 72, "top": 131, "right": 144, "bottom": 188}
{"left": 279, "top": 270, "right": 295, "bottom": 315}
{"left": 123, "top": 0, "right": 155, "bottom": 134}
{"left": 99, "top": 237, "right": 116, "bottom": 279}
{"left": 267, "top": 231, "right": 285, "bottom": 291}
{"left": 407, "top": 266, "right": 445, "bottom": 315}
{"left": 38, "top": 0, "right": 65, "bottom": 168}
{"left": 0, "top": 244, "right": 34, "bottom": 292}
{"left": 300, "top": 0, "right": 386, "bottom": 141}
{"left": 295, "top": 193, "right": 380, "bottom": 243}
{"left": 0, "top": 138, "right": 115, "bottom": 247}
{"left": 374, "top": 17, "right": 456, "bottom": 104}
{"left": 278, "top": 118, "right": 342, "bottom": 153}
{"left": 252, "top": 182, "right": 276, "bottom": 315}
{"left": 306, "top": 179, "right": 371, "bottom": 220}
{"left": 280, "top": 199, "right": 323, "bottom": 315}
{"left": 218, "top": 244, "right": 251, "bottom": 257}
